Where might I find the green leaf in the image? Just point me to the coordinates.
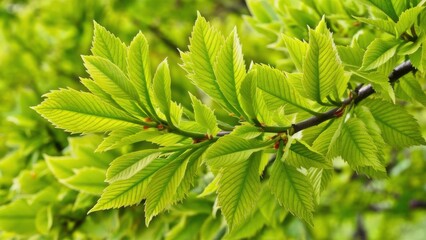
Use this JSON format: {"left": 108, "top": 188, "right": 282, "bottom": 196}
{"left": 96, "top": 127, "right": 161, "bottom": 152}
{"left": 282, "top": 35, "right": 308, "bottom": 72}
{"left": 354, "top": 17, "right": 396, "bottom": 35}
{"left": 204, "top": 135, "right": 272, "bottom": 168}
{"left": 308, "top": 168, "right": 333, "bottom": 205}
{"left": 215, "top": 29, "right": 247, "bottom": 117}
{"left": 145, "top": 150, "right": 192, "bottom": 225}
{"left": 89, "top": 153, "right": 172, "bottom": 213}
{"left": 128, "top": 32, "right": 156, "bottom": 116}
{"left": 361, "top": 99, "right": 426, "bottom": 148}
{"left": 351, "top": 71, "right": 395, "bottom": 103}
{"left": 269, "top": 160, "right": 314, "bottom": 226}
{"left": 230, "top": 125, "right": 263, "bottom": 139}
{"left": 218, "top": 152, "right": 261, "bottom": 230}
{"left": 83, "top": 56, "right": 138, "bottom": 100}
{"left": 329, "top": 118, "right": 385, "bottom": 171}
{"left": 365, "top": 0, "right": 399, "bottom": 21}
{"left": 286, "top": 140, "right": 332, "bottom": 169}
{"left": 255, "top": 64, "right": 315, "bottom": 115}
{"left": 62, "top": 167, "right": 107, "bottom": 195}
{"left": 0, "top": 200, "right": 38, "bottom": 235}
{"left": 239, "top": 70, "right": 257, "bottom": 120}
{"left": 92, "top": 22, "right": 127, "bottom": 72}
{"left": 361, "top": 38, "right": 401, "bottom": 71}
{"left": 396, "top": 74, "right": 426, "bottom": 106}
{"left": 33, "top": 89, "right": 139, "bottom": 133}
{"left": 189, "top": 93, "right": 220, "bottom": 137}
{"left": 181, "top": 14, "right": 233, "bottom": 112}
{"left": 395, "top": 6, "right": 424, "bottom": 36}
{"left": 174, "top": 147, "right": 206, "bottom": 201}
{"left": 106, "top": 149, "right": 162, "bottom": 183}
{"left": 152, "top": 59, "right": 171, "bottom": 118}
{"left": 303, "top": 27, "right": 346, "bottom": 103}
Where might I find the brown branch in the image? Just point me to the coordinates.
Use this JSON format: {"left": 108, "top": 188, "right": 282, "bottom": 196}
{"left": 292, "top": 60, "right": 415, "bottom": 133}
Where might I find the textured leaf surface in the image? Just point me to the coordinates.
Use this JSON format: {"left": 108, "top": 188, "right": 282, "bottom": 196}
{"left": 269, "top": 161, "right": 314, "bottom": 226}
{"left": 215, "top": 29, "right": 247, "bottom": 116}
{"left": 204, "top": 135, "right": 272, "bottom": 168}
{"left": 308, "top": 168, "right": 333, "bottom": 205}
{"left": 283, "top": 35, "right": 308, "bottom": 71}
{"left": 145, "top": 151, "right": 191, "bottom": 225}
{"left": 97, "top": 127, "right": 161, "bottom": 152}
{"left": 303, "top": 28, "right": 345, "bottom": 102}
{"left": 83, "top": 56, "right": 138, "bottom": 100}
{"left": 362, "top": 99, "right": 426, "bottom": 148}
{"left": 181, "top": 15, "right": 233, "bottom": 112}
{"left": 361, "top": 38, "right": 400, "bottom": 70}
{"left": 62, "top": 167, "right": 107, "bottom": 195}
{"left": 33, "top": 89, "right": 139, "bottom": 133}
{"left": 286, "top": 140, "right": 332, "bottom": 169}
{"left": 255, "top": 65, "right": 314, "bottom": 114}
{"left": 218, "top": 152, "right": 261, "bottom": 230}
{"left": 190, "top": 94, "right": 220, "bottom": 136}
{"left": 89, "top": 155, "right": 172, "bottom": 213}
{"left": 152, "top": 59, "right": 171, "bottom": 117}
{"left": 395, "top": 6, "right": 424, "bottom": 35}
{"left": 366, "top": 0, "right": 398, "bottom": 21}
{"left": 329, "top": 118, "right": 384, "bottom": 171}
{"left": 106, "top": 150, "right": 162, "bottom": 183}
{"left": 128, "top": 32, "right": 155, "bottom": 115}
{"left": 92, "top": 22, "right": 127, "bottom": 72}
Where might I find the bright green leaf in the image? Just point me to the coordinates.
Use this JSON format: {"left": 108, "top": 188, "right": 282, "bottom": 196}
{"left": 189, "top": 93, "right": 220, "bottom": 137}
{"left": 286, "top": 140, "right": 332, "bottom": 169}
{"left": 361, "top": 38, "right": 401, "bottom": 71}
{"left": 152, "top": 59, "right": 171, "bottom": 118}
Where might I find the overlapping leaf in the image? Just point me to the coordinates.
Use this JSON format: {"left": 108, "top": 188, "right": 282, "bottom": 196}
{"left": 286, "top": 140, "right": 332, "bottom": 169}
{"left": 33, "top": 89, "right": 139, "bottom": 133}
{"left": 152, "top": 59, "right": 172, "bottom": 118}
{"left": 218, "top": 152, "right": 261, "bottom": 230}
{"left": 189, "top": 93, "right": 220, "bottom": 137}
{"left": 361, "top": 38, "right": 401, "bottom": 71}
{"left": 362, "top": 99, "right": 426, "bottom": 148}
{"left": 269, "top": 160, "right": 314, "bottom": 226}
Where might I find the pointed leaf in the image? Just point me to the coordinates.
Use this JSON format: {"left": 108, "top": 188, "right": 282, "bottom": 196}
{"left": 218, "top": 152, "right": 261, "bottom": 230}
{"left": 92, "top": 22, "right": 127, "bottom": 72}
{"left": 355, "top": 17, "right": 396, "bottom": 35}
{"left": 62, "top": 167, "right": 107, "bottom": 195}
{"left": 189, "top": 93, "right": 220, "bottom": 137}
{"left": 97, "top": 127, "right": 161, "bottom": 152}
{"left": 282, "top": 35, "right": 308, "bottom": 72}
{"left": 204, "top": 135, "right": 272, "bottom": 168}
{"left": 361, "top": 99, "right": 426, "bottom": 147}
{"left": 152, "top": 59, "right": 171, "bottom": 118}
{"left": 33, "top": 89, "right": 139, "bottom": 133}
{"left": 395, "top": 6, "right": 424, "bottom": 36}
{"left": 308, "top": 168, "right": 333, "bottom": 205}
{"left": 365, "top": 0, "right": 399, "bottom": 21}
{"left": 361, "top": 38, "right": 401, "bottom": 71}
{"left": 255, "top": 65, "right": 315, "bottom": 115}
{"left": 303, "top": 27, "right": 346, "bottom": 102}
{"left": 181, "top": 15, "right": 233, "bottom": 112}
{"left": 128, "top": 32, "right": 155, "bottom": 115}
{"left": 269, "top": 161, "right": 314, "bottom": 226}
{"left": 145, "top": 151, "right": 192, "bottom": 225}
{"left": 83, "top": 56, "right": 138, "bottom": 100}
{"left": 286, "top": 140, "right": 332, "bottom": 169}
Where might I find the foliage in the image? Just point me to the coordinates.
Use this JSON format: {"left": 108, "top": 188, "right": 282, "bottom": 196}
{"left": 1, "top": 0, "right": 426, "bottom": 239}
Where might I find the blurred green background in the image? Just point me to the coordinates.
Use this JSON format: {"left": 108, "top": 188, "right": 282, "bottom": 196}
{"left": 0, "top": 0, "right": 425, "bottom": 239}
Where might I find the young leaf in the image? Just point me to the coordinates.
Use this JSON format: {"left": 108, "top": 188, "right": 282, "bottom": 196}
{"left": 128, "top": 32, "right": 156, "bottom": 116}
{"left": 62, "top": 167, "right": 107, "bottom": 195}
{"left": 303, "top": 26, "right": 346, "bottom": 103}
{"left": 144, "top": 150, "right": 192, "bottom": 225}
{"left": 33, "top": 89, "right": 139, "bottom": 133}
{"left": 189, "top": 93, "right": 220, "bottom": 137}
{"left": 308, "top": 168, "right": 333, "bottom": 205}
{"left": 89, "top": 153, "right": 172, "bottom": 213}
{"left": 255, "top": 65, "right": 315, "bottom": 115}
{"left": 83, "top": 56, "right": 138, "bottom": 100}
{"left": 354, "top": 17, "right": 396, "bottom": 35}
{"left": 215, "top": 29, "right": 247, "bottom": 117}
{"left": 361, "top": 99, "right": 426, "bottom": 148}
{"left": 92, "top": 22, "right": 127, "bottom": 72}
{"left": 96, "top": 127, "right": 161, "bottom": 152}
{"left": 397, "top": 74, "right": 426, "bottom": 106}
{"left": 286, "top": 140, "right": 332, "bottom": 169}
{"left": 152, "top": 59, "right": 171, "bottom": 118}
{"left": 181, "top": 14, "right": 234, "bottom": 113}
{"left": 204, "top": 135, "right": 272, "bottom": 168}
{"left": 269, "top": 160, "right": 314, "bottom": 226}
{"left": 365, "top": 0, "right": 399, "bottom": 21}
{"left": 218, "top": 152, "right": 261, "bottom": 230}
{"left": 106, "top": 149, "right": 162, "bottom": 183}
{"left": 282, "top": 35, "right": 308, "bottom": 72}
{"left": 329, "top": 118, "right": 384, "bottom": 171}
{"left": 351, "top": 71, "right": 395, "bottom": 102}
{"left": 395, "top": 6, "right": 424, "bottom": 36}
{"left": 361, "top": 38, "right": 401, "bottom": 71}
